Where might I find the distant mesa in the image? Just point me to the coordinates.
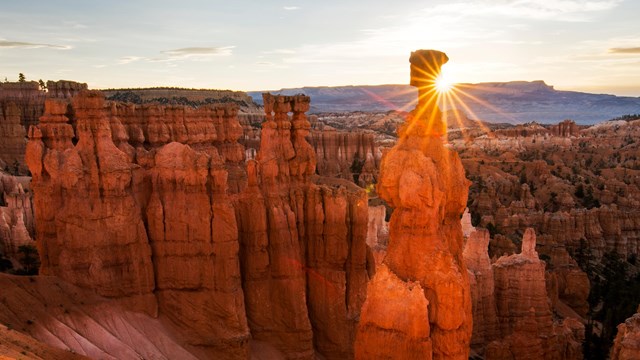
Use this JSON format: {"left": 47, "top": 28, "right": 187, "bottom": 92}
{"left": 249, "top": 81, "right": 640, "bottom": 125}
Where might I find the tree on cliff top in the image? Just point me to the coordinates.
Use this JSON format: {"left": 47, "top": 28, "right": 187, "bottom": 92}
{"left": 18, "top": 73, "right": 25, "bottom": 82}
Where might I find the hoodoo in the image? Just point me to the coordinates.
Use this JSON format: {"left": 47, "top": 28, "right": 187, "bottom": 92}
{"left": 355, "top": 50, "right": 473, "bottom": 359}
{"left": 24, "top": 89, "right": 369, "bottom": 359}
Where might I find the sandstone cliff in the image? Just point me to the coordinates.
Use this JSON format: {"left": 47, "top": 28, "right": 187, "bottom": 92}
{"left": 0, "top": 80, "right": 86, "bottom": 173}
{"left": 310, "top": 128, "right": 380, "bottom": 187}
{"left": 25, "top": 90, "right": 368, "bottom": 359}
{"left": 355, "top": 50, "right": 472, "bottom": 359}
{"left": 463, "top": 229, "right": 499, "bottom": 350}
{"left": 0, "top": 102, "right": 27, "bottom": 173}
{"left": 236, "top": 93, "right": 368, "bottom": 359}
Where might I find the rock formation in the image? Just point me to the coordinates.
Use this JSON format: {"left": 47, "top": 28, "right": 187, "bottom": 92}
{"left": 487, "top": 228, "right": 584, "bottom": 359}
{"left": 611, "top": 306, "right": 640, "bottom": 360}
{"left": 236, "top": 93, "right": 368, "bottom": 359}
{"left": 0, "top": 81, "right": 45, "bottom": 129}
{"left": 0, "top": 102, "right": 27, "bottom": 173}
{"left": 45, "top": 80, "right": 88, "bottom": 99}
{"left": 461, "top": 208, "right": 475, "bottom": 238}
{"left": 492, "top": 229, "right": 553, "bottom": 336}
{"left": 549, "top": 119, "right": 580, "bottom": 137}
{"left": 0, "top": 171, "right": 35, "bottom": 267}
{"left": 101, "top": 87, "right": 264, "bottom": 126}
{"left": 25, "top": 89, "right": 368, "bottom": 359}
{"left": 0, "top": 80, "right": 87, "bottom": 173}
{"left": 355, "top": 50, "right": 472, "bottom": 359}
{"left": 310, "top": 129, "right": 380, "bottom": 187}
{"left": 463, "top": 229, "right": 499, "bottom": 350}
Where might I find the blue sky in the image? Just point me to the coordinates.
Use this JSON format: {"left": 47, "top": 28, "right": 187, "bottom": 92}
{"left": 1, "top": 0, "right": 639, "bottom": 95}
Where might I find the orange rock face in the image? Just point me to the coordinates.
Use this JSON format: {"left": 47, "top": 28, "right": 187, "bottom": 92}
{"left": 310, "top": 128, "right": 379, "bottom": 187}
{"left": 463, "top": 229, "right": 499, "bottom": 349}
{"left": 26, "top": 90, "right": 369, "bottom": 359}
{"left": 486, "top": 228, "right": 584, "bottom": 360}
{"left": 611, "top": 307, "right": 640, "bottom": 360}
{"left": 492, "top": 229, "right": 553, "bottom": 337}
{"left": 0, "top": 103, "right": 27, "bottom": 172}
{"left": 356, "top": 264, "right": 432, "bottom": 359}
{"left": 0, "top": 80, "right": 86, "bottom": 173}
{"left": 355, "top": 50, "right": 472, "bottom": 359}
{"left": 237, "top": 94, "right": 368, "bottom": 359}
{"left": 549, "top": 119, "right": 580, "bottom": 137}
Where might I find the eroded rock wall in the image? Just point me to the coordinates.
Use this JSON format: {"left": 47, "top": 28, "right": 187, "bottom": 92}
{"left": 463, "top": 229, "right": 499, "bottom": 349}
{"left": 0, "top": 80, "right": 86, "bottom": 173}
{"left": 236, "top": 94, "right": 368, "bottom": 359}
{"left": 310, "top": 128, "right": 380, "bottom": 187}
{"left": 26, "top": 90, "right": 368, "bottom": 359}
{"left": 485, "top": 229, "right": 584, "bottom": 360}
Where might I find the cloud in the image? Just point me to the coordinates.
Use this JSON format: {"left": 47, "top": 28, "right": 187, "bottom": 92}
{"left": 0, "top": 40, "right": 71, "bottom": 49}
{"left": 118, "top": 56, "right": 144, "bottom": 65}
{"left": 162, "top": 46, "right": 234, "bottom": 59}
{"left": 422, "top": 0, "right": 623, "bottom": 21}
{"left": 609, "top": 47, "right": 640, "bottom": 54}
{"left": 117, "top": 46, "right": 234, "bottom": 66}
{"left": 62, "top": 21, "right": 88, "bottom": 29}
{"left": 283, "top": 6, "right": 300, "bottom": 10}
{"left": 262, "top": 49, "right": 296, "bottom": 55}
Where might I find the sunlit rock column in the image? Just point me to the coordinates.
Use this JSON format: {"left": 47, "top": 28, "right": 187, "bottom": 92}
{"left": 355, "top": 50, "right": 472, "bottom": 359}
{"left": 463, "top": 229, "right": 500, "bottom": 350}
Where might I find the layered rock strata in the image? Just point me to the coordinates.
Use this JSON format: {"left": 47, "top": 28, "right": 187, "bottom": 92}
{"left": 463, "top": 229, "right": 499, "bottom": 349}
{"left": 486, "top": 228, "right": 584, "bottom": 360}
{"left": 0, "top": 102, "right": 27, "bottom": 172}
{"left": 0, "top": 80, "right": 86, "bottom": 172}
{"left": 45, "top": 80, "right": 88, "bottom": 99}
{"left": 0, "top": 81, "right": 45, "bottom": 129}
{"left": 26, "top": 90, "right": 368, "bottom": 359}
{"left": 310, "top": 129, "right": 380, "bottom": 187}
{"left": 355, "top": 50, "right": 472, "bottom": 359}
{"left": 236, "top": 93, "right": 368, "bottom": 359}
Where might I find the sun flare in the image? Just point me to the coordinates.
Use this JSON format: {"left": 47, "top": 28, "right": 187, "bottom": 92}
{"left": 435, "top": 74, "right": 453, "bottom": 93}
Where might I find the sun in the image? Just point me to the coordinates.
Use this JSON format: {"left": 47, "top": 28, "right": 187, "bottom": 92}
{"left": 435, "top": 74, "right": 454, "bottom": 93}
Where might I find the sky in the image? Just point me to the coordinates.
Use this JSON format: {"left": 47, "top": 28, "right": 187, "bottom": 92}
{"left": 1, "top": 0, "right": 639, "bottom": 96}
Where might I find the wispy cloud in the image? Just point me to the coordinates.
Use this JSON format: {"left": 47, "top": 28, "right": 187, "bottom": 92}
{"left": 162, "top": 46, "right": 234, "bottom": 59}
{"left": 118, "top": 56, "right": 144, "bottom": 64}
{"left": 609, "top": 47, "right": 640, "bottom": 54}
{"left": 117, "top": 46, "right": 234, "bottom": 66}
{"left": 262, "top": 49, "right": 296, "bottom": 55}
{"left": 278, "top": 0, "right": 623, "bottom": 68}
{"left": 283, "top": 6, "right": 300, "bottom": 11}
{"left": 422, "top": 0, "right": 623, "bottom": 22}
{"left": 62, "top": 21, "right": 88, "bottom": 29}
{"left": 0, "top": 39, "right": 71, "bottom": 49}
